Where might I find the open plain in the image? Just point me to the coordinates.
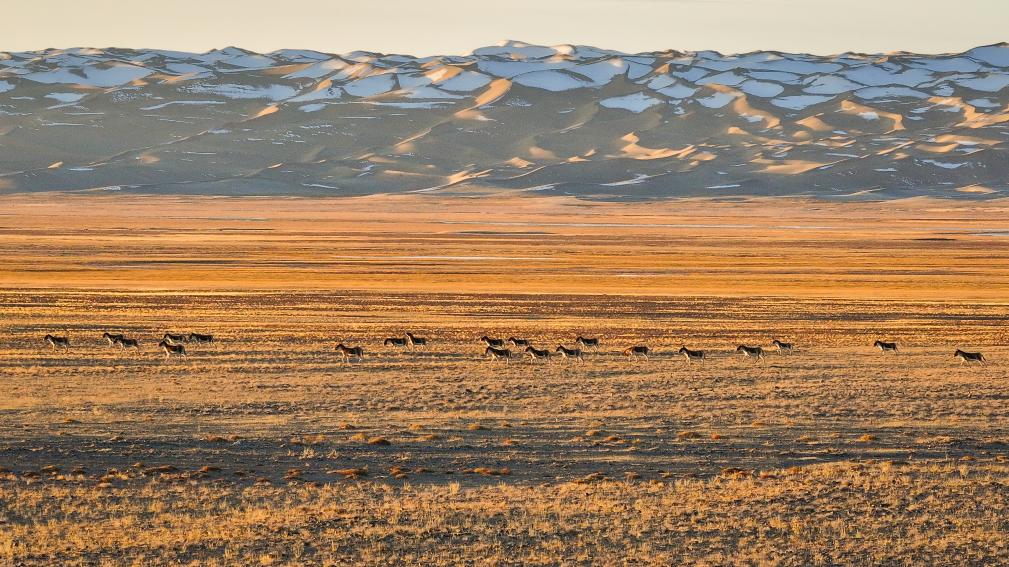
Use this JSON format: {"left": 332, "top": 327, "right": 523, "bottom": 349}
{"left": 2, "top": 194, "right": 1009, "bottom": 565}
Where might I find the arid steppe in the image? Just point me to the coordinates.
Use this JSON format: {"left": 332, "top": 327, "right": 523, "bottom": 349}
{"left": 2, "top": 194, "right": 1009, "bottom": 565}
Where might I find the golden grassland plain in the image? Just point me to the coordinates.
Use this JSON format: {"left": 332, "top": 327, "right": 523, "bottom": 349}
{"left": 2, "top": 194, "right": 1009, "bottom": 565}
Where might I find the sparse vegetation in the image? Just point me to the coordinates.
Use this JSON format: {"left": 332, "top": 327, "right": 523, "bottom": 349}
{"left": 3, "top": 195, "right": 1009, "bottom": 564}
{"left": 5, "top": 461, "right": 1008, "bottom": 565}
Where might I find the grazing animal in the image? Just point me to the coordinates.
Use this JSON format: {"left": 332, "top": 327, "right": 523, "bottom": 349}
{"left": 576, "top": 336, "right": 600, "bottom": 349}
{"left": 335, "top": 343, "right": 364, "bottom": 362}
{"left": 163, "top": 333, "right": 186, "bottom": 344}
{"left": 115, "top": 337, "right": 141, "bottom": 350}
{"left": 555, "top": 345, "right": 584, "bottom": 362}
{"left": 485, "top": 346, "right": 512, "bottom": 361}
{"left": 678, "top": 346, "right": 705, "bottom": 364}
{"left": 772, "top": 339, "right": 794, "bottom": 354}
{"left": 736, "top": 345, "right": 765, "bottom": 361}
{"left": 874, "top": 340, "right": 899, "bottom": 353}
{"left": 525, "top": 346, "right": 550, "bottom": 360}
{"left": 954, "top": 349, "right": 986, "bottom": 365}
{"left": 384, "top": 337, "right": 409, "bottom": 348}
{"left": 481, "top": 336, "right": 506, "bottom": 348}
{"left": 102, "top": 332, "right": 125, "bottom": 346}
{"left": 158, "top": 340, "right": 186, "bottom": 360}
{"left": 405, "top": 332, "right": 428, "bottom": 349}
{"left": 623, "top": 345, "right": 650, "bottom": 359}
{"left": 44, "top": 334, "right": 71, "bottom": 351}
{"left": 509, "top": 337, "right": 531, "bottom": 347}
{"left": 188, "top": 333, "right": 214, "bottom": 344}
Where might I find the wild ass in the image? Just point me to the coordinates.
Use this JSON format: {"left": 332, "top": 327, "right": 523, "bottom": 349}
{"left": 874, "top": 340, "right": 899, "bottom": 354}
{"left": 335, "top": 343, "right": 364, "bottom": 362}
{"left": 384, "top": 337, "right": 409, "bottom": 348}
{"left": 485, "top": 346, "right": 512, "bottom": 361}
{"left": 736, "top": 345, "right": 765, "bottom": 362}
{"left": 405, "top": 332, "right": 428, "bottom": 349}
{"left": 772, "top": 339, "right": 794, "bottom": 354}
{"left": 163, "top": 333, "right": 186, "bottom": 344}
{"left": 158, "top": 340, "right": 186, "bottom": 360}
{"left": 678, "top": 346, "right": 705, "bottom": 364}
{"left": 116, "top": 337, "right": 141, "bottom": 350}
{"left": 481, "top": 336, "right": 506, "bottom": 348}
{"left": 102, "top": 332, "right": 125, "bottom": 346}
{"left": 188, "top": 333, "right": 214, "bottom": 345}
{"left": 525, "top": 346, "right": 550, "bottom": 360}
{"left": 954, "top": 349, "right": 986, "bottom": 366}
{"left": 555, "top": 345, "right": 584, "bottom": 362}
{"left": 44, "top": 334, "right": 71, "bottom": 351}
{"left": 623, "top": 345, "right": 650, "bottom": 359}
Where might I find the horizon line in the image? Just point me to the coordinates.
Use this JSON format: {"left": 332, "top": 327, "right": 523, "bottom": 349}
{"left": 5, "top": 40, "right": 1009, "bottom": 60}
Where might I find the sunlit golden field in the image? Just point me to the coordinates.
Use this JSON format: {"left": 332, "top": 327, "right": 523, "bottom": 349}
{"left": 2, "top": 195, "right": 1009, "bottom": 565}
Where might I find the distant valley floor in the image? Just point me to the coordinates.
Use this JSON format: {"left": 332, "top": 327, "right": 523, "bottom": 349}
{"left": 2, "top": 193, "right": 1009, "bottom": 299}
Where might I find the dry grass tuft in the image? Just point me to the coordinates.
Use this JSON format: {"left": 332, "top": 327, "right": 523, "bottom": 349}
{"left": 205, "top": 434, "right": 240, "bottom": 443}
{"left": 290, "top": 433, "right": 327, "bottom": 446}
{"left": 574, "top": 472, "right": 606, "bottom": 484}
{"left": 468, "top": 467, "right": 511, "bottom": 476}
{"left": 329, "top": 467, "right": 368, "bottom": 478}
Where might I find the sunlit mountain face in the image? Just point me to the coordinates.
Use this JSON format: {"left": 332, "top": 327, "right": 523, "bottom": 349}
{"left": 1, "top": 41, "right": 1008, "bottom": 198}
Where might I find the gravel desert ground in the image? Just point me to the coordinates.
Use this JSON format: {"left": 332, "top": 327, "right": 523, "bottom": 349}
{"left": 2, "top": 195, "right": 1009, "bottom": 564}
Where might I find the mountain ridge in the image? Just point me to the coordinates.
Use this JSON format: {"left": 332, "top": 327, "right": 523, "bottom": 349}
{"left": 1, "top": 40, "right": 1008, "bottom": 199}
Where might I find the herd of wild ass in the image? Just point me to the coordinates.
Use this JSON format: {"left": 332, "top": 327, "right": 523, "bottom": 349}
{"left": 41, "top": 331, "right": 989, "bottom": 366}
{"left": 44, "top": 332, "right": 213, "bottom": 360}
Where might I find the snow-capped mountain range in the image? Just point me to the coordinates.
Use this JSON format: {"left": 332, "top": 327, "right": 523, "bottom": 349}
{"left": 1, "top": 41, "right": 1008, "bottom": 198}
